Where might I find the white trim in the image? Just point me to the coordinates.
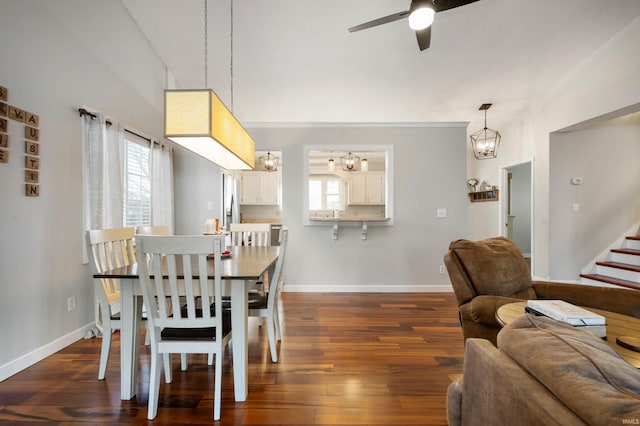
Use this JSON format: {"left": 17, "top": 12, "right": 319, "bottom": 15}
{"left": 0, "top": 323, "right": 94, "bottom": 382}
{"left": 246, "top": 122, "right": 469, "bottom": 128}
{"left": 499, "top": 158, "right": 535, "bottom": 275}
{"left": 283, "top": 284, "right": 454, "bottom": 293}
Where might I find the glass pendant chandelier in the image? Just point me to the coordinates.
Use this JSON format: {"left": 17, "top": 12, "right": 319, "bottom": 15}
{"left": 259, "top": 151, "right": 279, "bottom": 171}
{"left": 470, "top": 103, "right": 501, "bottom": 160}
{"left": 340, "top": 152, "right": 361, "bottom": 171}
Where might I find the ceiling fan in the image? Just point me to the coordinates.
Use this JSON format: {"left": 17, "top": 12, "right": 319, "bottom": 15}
{"left": 348, "top": 0, "right": 480, "bottom": 51}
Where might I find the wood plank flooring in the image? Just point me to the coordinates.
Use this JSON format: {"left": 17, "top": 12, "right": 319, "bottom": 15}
{"left": 0, "top": 293, "right": 465, "bottom": 425}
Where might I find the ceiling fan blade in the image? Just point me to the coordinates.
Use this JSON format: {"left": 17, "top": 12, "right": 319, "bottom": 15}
{"left": 416, "top": 26, "right": 431, "bottom": 51}
{"left": 348, "top": 10, "right": 409, "bottom": 33}
{"left": 433, "top": 0, "right": 481, "bottom": 13}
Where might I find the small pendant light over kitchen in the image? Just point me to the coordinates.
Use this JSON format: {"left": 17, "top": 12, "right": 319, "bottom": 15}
{"left": 341, "top": 152, "right": 361, "bottom": 171}
{"left": 259, "top": 151, "right": 279, "bottom": 171}
{"left": 164, "top": 0, "right": 255, "bottom": 170}
{"left": 470, "top": 103, "right": 501, "bottom": 160}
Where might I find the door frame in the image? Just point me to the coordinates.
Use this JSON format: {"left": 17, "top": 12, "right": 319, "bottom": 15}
{"left": 499, "top": 158, "right": 535, "bottom": 270}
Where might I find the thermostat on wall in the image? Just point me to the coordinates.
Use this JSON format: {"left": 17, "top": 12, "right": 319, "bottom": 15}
{"left": 570, "top": 178, "right": 583, "bottom": 185}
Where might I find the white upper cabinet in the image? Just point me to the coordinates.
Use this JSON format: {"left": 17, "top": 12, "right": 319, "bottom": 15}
{"left": 240, "top": 171, "right": 280, "bottom": 205}
{"left": 348, "top": 172, "right": 385, "bottom": 205}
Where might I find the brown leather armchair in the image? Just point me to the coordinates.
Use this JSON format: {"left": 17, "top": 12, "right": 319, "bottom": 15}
{"left": 444, "top": 236, "right": 640, "bottom": 345}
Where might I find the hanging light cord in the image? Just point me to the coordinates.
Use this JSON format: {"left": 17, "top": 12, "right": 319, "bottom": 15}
{"left": 204, "top": 0, "right": 208, "bottom": 88}
{"left": 230, "top": 0, "right": 234, "bottom": 113}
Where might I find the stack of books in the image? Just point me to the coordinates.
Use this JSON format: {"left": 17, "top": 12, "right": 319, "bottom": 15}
{"left": 526, "top": 300, "right": 607, "bottom": 338}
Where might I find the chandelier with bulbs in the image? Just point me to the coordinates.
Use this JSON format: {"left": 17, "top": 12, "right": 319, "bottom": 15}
{"left": 470, "top": 103, "right": 501, "bottom": 160}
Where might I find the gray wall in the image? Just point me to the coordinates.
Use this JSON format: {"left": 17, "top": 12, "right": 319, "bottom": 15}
{"left": 0, "top": 1, "right": 166, "bottom": 375}
{"left": 242, "top": 125, "right": 468, "bottom": 291}
{"left": 549, "top": 112, "right": 640, "bottom": 279}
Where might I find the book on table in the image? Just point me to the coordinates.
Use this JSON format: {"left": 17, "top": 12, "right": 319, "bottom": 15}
{"left": 526, "top": 300, "right": 607, "bottom": 338}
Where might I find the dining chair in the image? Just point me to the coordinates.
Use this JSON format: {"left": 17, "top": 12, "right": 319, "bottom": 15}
{"left": 85, "top": 227, "right": 136, "bottom": 380}
{"left": 229, "top": 223, "right": 271, "bottom": 247}
{"left": 248, "top": 227, "right": 288, "bottom": 362}
{"left": 135, "top": 225, "right": 171, "bottom": 346}
{"left": 135, "top": 234, "right": 232, "bottom": 420}
{"left": 229, "top": 223, "right": 272, "bottom": 293}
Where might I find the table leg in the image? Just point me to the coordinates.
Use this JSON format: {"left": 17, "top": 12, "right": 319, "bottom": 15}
{"left": 120, "top": 278, "right": 142, "bottom": 400}
{"left": 230, "top": 279, "right": 248, "bottom": 401}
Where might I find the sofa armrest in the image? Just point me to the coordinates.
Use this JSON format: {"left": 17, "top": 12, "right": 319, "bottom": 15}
{"left": 459, "top": 295, "right": 524, "bottom": 326}
{"left": 446, "top": 378, "right": 462, "bottom": 426}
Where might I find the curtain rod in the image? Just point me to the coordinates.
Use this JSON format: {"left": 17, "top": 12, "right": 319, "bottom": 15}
{"left": 78, "top": 107, "right": 160, "bottom": 146}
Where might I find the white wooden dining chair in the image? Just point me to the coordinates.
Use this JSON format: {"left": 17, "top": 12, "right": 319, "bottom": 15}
{"left": 248, "top": 227, "right": 288, "bottom": 362}
{"left": 135, "top": 234, "right": 232, "bottom": 421}
{"left": 85, "top": 227, "right": 136, "bottom": 380}
{"left": 229, "top": 223, "right": 272, "bottom": 294}
{"left": 135, "top": 225, "right": 171, "bottom": 346}
{"left": 229, "top": 223, "right": 271, "bottom": 247}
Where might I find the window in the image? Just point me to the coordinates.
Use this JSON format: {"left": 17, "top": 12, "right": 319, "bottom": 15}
{"left": 309, "top": 176, "right": 344, "bottom": 211}
{"left": 123, "top": 136, "right": 151, "bottom": 227}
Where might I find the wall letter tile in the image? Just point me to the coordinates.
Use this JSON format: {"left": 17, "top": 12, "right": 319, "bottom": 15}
{"left": 25, "top": 140, "right": 39, "bottom": 155}
{"left": 25, "top": 170, "right": 39, "bottom": 183}
{"left": 25, "top": 126, "right": 39, "bottom": 141}
{"left": 9, "top": 106, "right": 25, "bottom": 123}
{"left": 0, "top": 118, "right": 6, "bottom": 133}
{"left": 0, "top": 133, "right": 7, "bottom": 148}
{"left": 0, "top": 149, "right": 8, "bottom": 163}
{"left": 25, "top": 155, "right": 39, "bottom": 169}
{"left": 26, "top": 112, "right": 39, "bottom": 127}
{"left": 25, "top": 184, "right": 39, "bottom": 197}
{"left": 0, "top": 86, "right": 7, "bottom": 102}
{"left": 0, "top": 102, "right": 7, "bottom": 117}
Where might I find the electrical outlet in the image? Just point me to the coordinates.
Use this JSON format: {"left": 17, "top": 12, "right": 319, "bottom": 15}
{"left": 67, "top": 296, "right": 76, "bottom": 312}
{"left": 439, "top": 265, "right": 446, "bottom": 274}
{"left": 437, "top": 208, "right": 447, "bottom": 218}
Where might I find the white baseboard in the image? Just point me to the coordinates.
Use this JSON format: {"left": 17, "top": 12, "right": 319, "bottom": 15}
{"left": 283, "top": 284, "right": 454, "bottom": 293}
{"left": 0, "top": 322, "right": 94, "bottom": 382}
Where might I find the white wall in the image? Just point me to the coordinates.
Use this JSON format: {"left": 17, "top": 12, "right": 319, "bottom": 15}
{"left": 468, "top": 16, "right": 640, "bottom": 279}
{"left": 0, "top": 0, "right": 167, "bottom": 378}
{"left": 242, "top": 124, "right": 468, "bottom": 292}
{"left": 549, "top": 112, "right": 640, "bottom": 279}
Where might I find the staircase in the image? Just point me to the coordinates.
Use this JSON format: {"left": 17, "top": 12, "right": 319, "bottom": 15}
{"left": 580, "top": 235, "right": 640, "bottom": 290}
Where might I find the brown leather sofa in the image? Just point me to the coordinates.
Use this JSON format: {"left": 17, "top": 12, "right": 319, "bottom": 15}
{"left": 447, "top": 315, "right": 640, "bottom": 426}
{"left": 444, "top": 236, "right": 640, "bottom": 345}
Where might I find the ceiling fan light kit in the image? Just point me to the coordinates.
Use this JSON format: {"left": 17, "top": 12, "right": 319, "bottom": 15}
{"left": 348, "top": 0, "right": 480, "bottom": 51}
{"left": 470, "top": 103, "right": 501, "bottom": 160}
{"left": 408, "top": 0, "right": 435, "bottom": 30}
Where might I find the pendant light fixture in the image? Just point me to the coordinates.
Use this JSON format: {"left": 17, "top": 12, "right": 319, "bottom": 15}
{"left": 341, "top": 152, "right": 361, "bottom": 171}
{"left": 164, "top": 0, "right": 255, "bottom": 170}
{"left": 361, "top": 158, "right": 368, "bottom": 172}
{"left": 470, "top": 103, "right": 501, "bottom": 160}
{"left": 259, "top": 151, "right": 279, "bottom": 171}
{"left": 327, "top": 155, "right": 335, "bottom": 172}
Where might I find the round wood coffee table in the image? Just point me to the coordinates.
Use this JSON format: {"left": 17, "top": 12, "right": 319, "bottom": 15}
{"left": 496, "top": 301, "right": 640, "bottom": 368}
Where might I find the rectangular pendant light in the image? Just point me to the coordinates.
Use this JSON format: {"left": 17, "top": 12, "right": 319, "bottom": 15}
{"left": 164, "top": 89, "right": 255, "bottom": 170}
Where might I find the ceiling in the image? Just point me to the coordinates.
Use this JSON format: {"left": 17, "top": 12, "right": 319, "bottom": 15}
{"left": 121, "top": 0, "right": 640, "bottom": 131}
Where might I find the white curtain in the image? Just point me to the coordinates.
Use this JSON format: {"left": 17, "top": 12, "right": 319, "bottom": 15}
{"left": 82, "top": 114, "right": 125, "bottom": 233}
{"left": 150, "top": 142, "right": 174, "bottom": 233}
{"left": 81, "top": 113, "right": 125, "bottom": 334}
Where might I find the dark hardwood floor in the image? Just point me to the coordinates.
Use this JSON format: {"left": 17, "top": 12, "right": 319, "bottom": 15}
{"left": 0, "top": 293, "right": 465, "bottom": 425}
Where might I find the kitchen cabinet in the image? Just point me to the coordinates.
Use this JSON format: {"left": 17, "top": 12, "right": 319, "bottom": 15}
{"left": 348, "top": 172, "right": 385, "bottom": 205}
{"left": 240, "top": 171, "right": 279, "bottom": 205}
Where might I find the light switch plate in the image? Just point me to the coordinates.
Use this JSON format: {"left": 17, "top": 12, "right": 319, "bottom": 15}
{"left": 437, "top": 208, "right": 447, "bottom": 218}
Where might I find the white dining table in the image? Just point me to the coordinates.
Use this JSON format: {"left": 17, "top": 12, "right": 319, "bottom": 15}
{"left": 94, "top": 245, "right": 280, "bottom": 401}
